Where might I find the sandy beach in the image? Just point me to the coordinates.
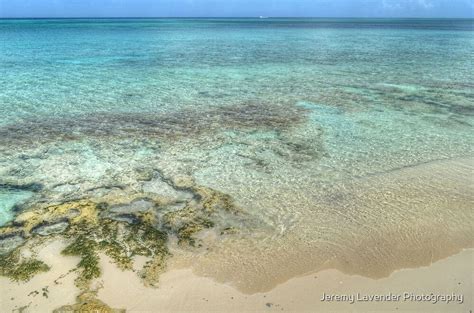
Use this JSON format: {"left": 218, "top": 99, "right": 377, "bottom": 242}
{"left": 1, "top": 240, "right": 472, "bottom": 312}
{"left": 99, "top": 250, "right": 473, "bottom": 313}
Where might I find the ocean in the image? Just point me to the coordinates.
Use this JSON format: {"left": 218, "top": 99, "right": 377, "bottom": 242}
{"left": 0, "top": 18, "right": 473, "bottom": 290}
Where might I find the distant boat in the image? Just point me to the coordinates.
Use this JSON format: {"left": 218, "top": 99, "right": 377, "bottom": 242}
{"left": 259, "top": 16, "right": 269, "bottom": 19}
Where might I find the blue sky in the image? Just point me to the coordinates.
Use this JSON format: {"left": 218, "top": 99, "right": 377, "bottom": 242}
{"left": 0, "top": 0, "right": 473, "bottom": 18}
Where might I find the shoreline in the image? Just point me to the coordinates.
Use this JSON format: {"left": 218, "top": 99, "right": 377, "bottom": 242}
{"left": 1, "top": 156, "right": 473, "bottom": 312}
{"left": 1, "top": 241, "right": 472, "bottom": 312}
{"left": 98, "top": 248, "right": 474, "bottom": 312}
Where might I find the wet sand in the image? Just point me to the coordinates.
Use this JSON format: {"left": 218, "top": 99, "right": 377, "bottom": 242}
{"left": 185, "top": 157, "right": 474, "bottom": 293}
{"left": 99, "top": 249, "right": 473, "bottom": 313}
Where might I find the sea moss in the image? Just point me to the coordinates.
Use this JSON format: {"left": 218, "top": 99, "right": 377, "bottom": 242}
{"left": 0, "top": 250, "right": 49, "bottom": 282}
{"left": 160, "top": 180, "right": 240, "bottom": 246}
{"left": 127, "top": 220, "right": 168, "bottom": 257}
{"left": 139, "top": 253, "right": 168, "bottom": 287}
{"left": 100, "top": 240, "right": 133, "bottom": 270}
{"left": 177, "top": 218, "right": 214, "bottom": 246}
{"left": 198, "top": 188, "right": 237, "bottom": 214}
{"left": 61, "top": 214, "right": 169, "bottom": 289}
{"left": 61, "top": 234, "right": 100, "bottom": 288}
{"left": 14, "top": 200, "right": 98, "bottom": 233}
{"left": 0, "top": 179, "right": 240, "bottom": 291}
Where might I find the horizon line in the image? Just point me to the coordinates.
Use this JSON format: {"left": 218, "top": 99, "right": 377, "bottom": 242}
{"left": 1, "top": 16, "right": 473, "bottom": 19}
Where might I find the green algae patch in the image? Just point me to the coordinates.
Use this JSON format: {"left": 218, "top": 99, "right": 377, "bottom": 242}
{"left": 176, "top": 219, "right": 214, "bottom": 246}
{"left": 199, "top": 188, "right": 237, "bottom": 214}
{"left": 14, "top": 200, "right": 99, "bottom": 233}
{"left": 140, "top": 252, "right": 169, "bottom": 287}
{"left": 61, "top": 234, "right": 101, "bottom": 288}
{"left": 0, "top": 199, "right": 170, "bottom": 290}
{"left": 0, "top": 250, "right": 49, "bottom": 282}
{"left": 161, "top": 176, "right": 241, "bottom": 247}
{"left": 0, "top": 176, "right": 242, "bottom": 307}
{"left": 61, "top": 215, "right": 169, "bottom": 289}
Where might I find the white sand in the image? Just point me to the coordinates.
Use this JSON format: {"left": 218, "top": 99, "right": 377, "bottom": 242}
{"left": 98, "top": 249, "right": 473, "bottom": 313}
{"left": 1, "top": 240, "right": 472, "bottom": 312}
{"left": 0, "top": 240, "right": 78, "bottom": 313}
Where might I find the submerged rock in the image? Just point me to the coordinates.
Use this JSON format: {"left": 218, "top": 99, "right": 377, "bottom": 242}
{"left": 31, "top": 220, "right": 69, "bottom": 236}
{"left": 108, "top": 199, "right": 155, "bottom": 214}
{"left": 0, "top": 234, "right": 25, "bottom": 255}
{"left": 142, "top": 177, "right": 192, "bottom": 202}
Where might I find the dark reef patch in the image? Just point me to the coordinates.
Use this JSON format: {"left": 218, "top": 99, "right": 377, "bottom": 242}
{"left": 0, "top": 183, "right": 43, "bottom": 193}
{"left": 0, "top": 102, "right": 307, "bottom": 149}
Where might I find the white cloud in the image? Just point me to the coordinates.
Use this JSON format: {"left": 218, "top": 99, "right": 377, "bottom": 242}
{"left": 382, "top": 0, "right": 434, "bottom": 10}
{"left": 418, "top": 0, "right": 434, "bottom": 8}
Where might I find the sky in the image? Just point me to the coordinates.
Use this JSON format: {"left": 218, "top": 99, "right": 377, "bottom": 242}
{"left": 0, "top": 0, "right": 473, "bottom": 18}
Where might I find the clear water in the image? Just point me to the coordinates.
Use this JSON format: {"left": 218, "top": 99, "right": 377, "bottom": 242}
{"left": 0, "top": 18, "right": 473, "bottom": 289}
{"left": 0, "top": 187, "right": 33, "bottom": 226}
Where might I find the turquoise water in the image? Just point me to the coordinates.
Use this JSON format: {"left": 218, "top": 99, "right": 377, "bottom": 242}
{"left": 0, "top": 18, "right": 473, "bottom": 286}
{"left": 0, "top": 187, "right": 33, "bottom": 226}
{"left": 1, "top": 18, "right": 472, "bottom": 123}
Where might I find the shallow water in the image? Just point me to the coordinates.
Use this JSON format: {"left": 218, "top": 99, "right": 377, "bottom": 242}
{"left": 0, "top": 186, "right": 33, "bottom": 226}
{"left": 0, "top": 18, "right": 473, "bottom": 290}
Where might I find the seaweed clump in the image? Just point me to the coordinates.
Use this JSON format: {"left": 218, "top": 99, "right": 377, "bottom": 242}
{"left": 176, "top": 218, "right": 215, "bottom": 246}
{"left": 0, "top": 250, "right": 49, "bottom": 282}
{"left": 0, "top": 176, "right": 243, "bottom": 303}
{"left": 61, "top": 234, "right": 101, "bottom": 288}
{"left": 160, "top": 176, "right": 241, "bottom": 247}
{"left": 61, "top": 213, "right": 169, "bottom": 289}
